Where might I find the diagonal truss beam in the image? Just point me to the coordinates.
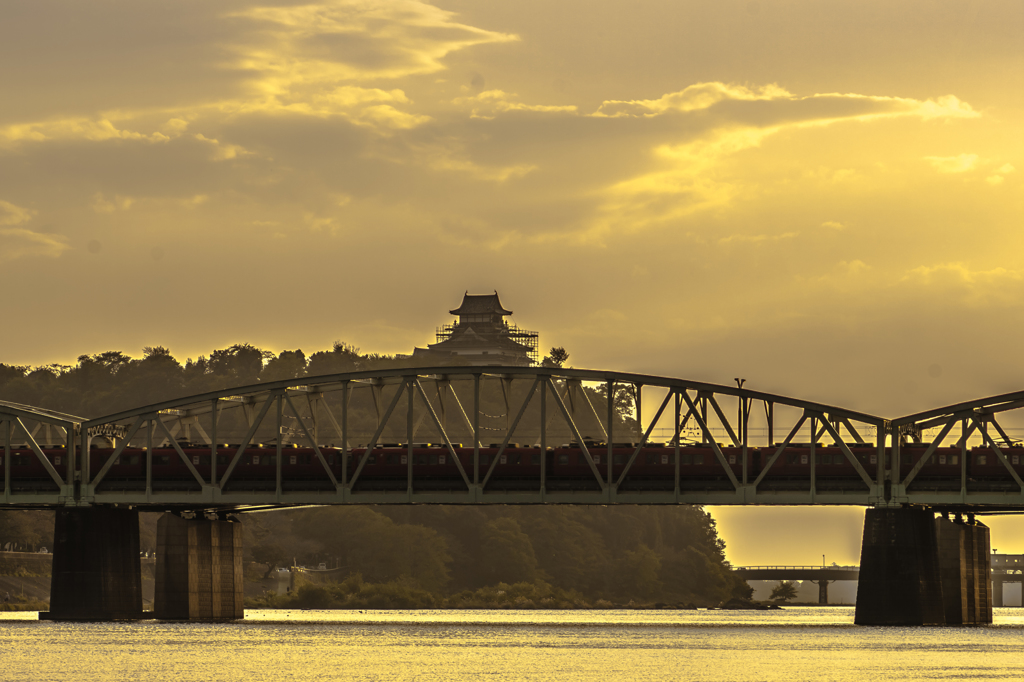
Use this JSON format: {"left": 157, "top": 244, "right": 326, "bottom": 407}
{"left": 975, "top": 415, "right": 1024, "bottom": 492}
{"left": 155, "top": 417, "right": 208, "bottom": 488}
{"left": 681, "top": 392, "right": 740, "bottom": 490}
{"left": 285, "top": 395, "right": 339, "bottom": 489}
{"left": 704, "top": 393, "right": 740, "bottom": 446}
{"left": 547, "top": 378, "right": 606, "bottom": 491}
{"left": 481, "top": 377, "right": 541, "bottom": 490}
{"left": 815, "top": 414, "right": 874, "bottom": 489}
{"left": 219, "top": 391, "right": 279, "bottom": 491}
{"left": 616, "top": 389, "right": 672, "bottom": 487}
{"left": 414, "top": 379, "right": 472, "bottom": 491}
{"left": 14, "top": 417, "right": 65, "bottom": 489}
{"left": 90, "top": 415, "right": 145, "bottom": 487}
{"left": 349, "top": 379, "right": 409, "bottom": 490}
{"left": 753, "top": 414, "right": 809, "bottom": 489}
{"left": 901, "top": 417, "right": 957, "bottom": 488}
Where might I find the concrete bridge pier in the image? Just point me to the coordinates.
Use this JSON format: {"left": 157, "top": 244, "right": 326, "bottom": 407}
{"left": 43, "top": 507, "right": 143, "bottom": 620}
{"left": 854, "top": 507, "right": 991, "bottom": 625}
{"left": 154, "top": 513, "right": 244, "bottom": 620}
{"left": 815, "top": 579, "right": 829, "bottom": 605}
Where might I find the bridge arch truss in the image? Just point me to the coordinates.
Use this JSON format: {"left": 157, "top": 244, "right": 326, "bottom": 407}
{"left": 2, "top": 366, "right": 896, "bottom": 509}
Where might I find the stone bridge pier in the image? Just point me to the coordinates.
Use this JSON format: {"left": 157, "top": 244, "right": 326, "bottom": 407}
{"left": 42, "top": 507, "right": 243, "bottom": 621}
{"left": 855, "top": 507, "right": 992, "bottom": 625}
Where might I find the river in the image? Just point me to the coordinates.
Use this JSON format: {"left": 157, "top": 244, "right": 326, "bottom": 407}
{"left": 3, "top": 607, "right": 1024, "bottom": 681}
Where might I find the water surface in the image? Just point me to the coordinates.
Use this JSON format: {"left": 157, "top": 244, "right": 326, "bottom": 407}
{"left": 3, "top": 607, "right": 1024, "bottom": 681}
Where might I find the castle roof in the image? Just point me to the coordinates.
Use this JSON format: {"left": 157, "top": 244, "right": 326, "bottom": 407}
{"left": 449, "top": 292, "right": 512, "bottom": 317}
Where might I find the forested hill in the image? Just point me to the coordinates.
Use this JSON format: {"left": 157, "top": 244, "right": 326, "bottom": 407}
{"left": 0, "top": 341, "right": 751, "bottom": 606}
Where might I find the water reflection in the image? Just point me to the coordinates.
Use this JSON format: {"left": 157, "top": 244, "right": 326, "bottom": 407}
{"left": 3, "top": 608, "right": 1024, "bottom": 681}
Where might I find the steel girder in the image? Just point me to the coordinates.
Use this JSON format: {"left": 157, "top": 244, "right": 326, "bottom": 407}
{"left": 2, "top": 368, "right": 1024, "bottom": 510}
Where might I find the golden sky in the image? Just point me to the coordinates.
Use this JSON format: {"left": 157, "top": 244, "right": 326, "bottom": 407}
{"left": 3, "top": 0, "right": 1022, "bottom": 563}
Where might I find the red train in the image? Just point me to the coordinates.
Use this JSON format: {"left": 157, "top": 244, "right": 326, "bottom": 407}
{"left": 1, "top": 441, "right": 1022, "bottom": 493}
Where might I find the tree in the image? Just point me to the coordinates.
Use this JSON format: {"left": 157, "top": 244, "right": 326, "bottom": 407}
{"left": 542, "top": 347, "right": 569, "bottom": 368}
{"left": 769, "top": 580, "right": 798, "bottom": 603}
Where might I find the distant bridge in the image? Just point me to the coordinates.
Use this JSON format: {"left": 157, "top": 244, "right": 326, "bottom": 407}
{"left": 2, "top": 365, "right": 1024, "bottom": 511}
{"left": 732, "top": 565, "right": 860, "bottom": 581}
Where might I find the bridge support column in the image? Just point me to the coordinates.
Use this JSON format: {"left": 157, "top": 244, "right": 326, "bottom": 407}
{"left": 992, "top": 577, "right": 1003, "bottom": 608}
{"left": 42, "top": 507, "right": 143, "bottom": 621}
{"left": 816, "top": 579, "right": 828, "bottom": 605}
{"left": 854, "top": 507, "right": 945, "bottom": 625}
{"left": 154, "top": 513, "right": 243, "bottom": 620}
{"left": 855, "top": 508, "right": 992, "bottom": 626}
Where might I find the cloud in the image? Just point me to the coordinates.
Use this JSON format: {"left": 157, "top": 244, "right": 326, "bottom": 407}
{"left": 924, "top": 154, "right": 978, "bottom": 173}
{"left": 0, "top": 227, "right": 70, "bottom": 261}
{"left": 193, "top": 133, "right": 251, "bottom": 161}
{"left": 91, "top": 193, "right": 134, "bottom": 213}
{"left": 903, "top": 262, "right": 1022, "bottom": 286}
{"left": 821, "top": 221, "right": 846, "bottom": 230}
{"left": 454, "top": 90, "right": 578, "bottom": 119}
{"left": 986, "top": 163, "right": 1015, "bottom": 185}
{"left": 718, "top": 231, "right": 798, "bottom": 245}
{"left": 577, "top": 86, "right": 981, "bottom": 240}
{"left": 593, "top": 82, "right": 791, "bottom": 117}
{"left": 0, "top": 200, "right": 37, "bottom": 225}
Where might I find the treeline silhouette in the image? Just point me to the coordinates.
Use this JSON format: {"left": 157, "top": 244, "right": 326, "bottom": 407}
{"left": 0, "top": 341, "right": 750, "bottom": 606}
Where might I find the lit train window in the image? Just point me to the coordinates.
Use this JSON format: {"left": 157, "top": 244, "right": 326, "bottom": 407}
{"left": 939, "top": 454, "right": 946, "bottom": 465}
{"left": 870, "top": 454, "right": 877, "bottom": 464}
{"left": 728, "top": 454, "right": 736, "bottom": 465}
{"left": 951, "top": 455, "right": 958, "bottom": 465}
{"left": 400, "top": 454, "right": 408, "bottom": 465}
{"left": 439, "top": 454, "right": 446, "bottom": 465}
{"left": 289, "top": 455, "right": 297, "bottom": 465}
{"left": 500, "top": 454, "right": 508, "bottom": 464}
{"left": 193, "top": 456, "right": 201, "bottom": 465}
{"left": 978, "top": 454, "right": 987, "bottom": 465}
{"left": 54, "top": 456, "right": 61, "bottom": 466}
{"left": 1013, "top": 455, "right": 1020, "bottom": 465}
{"left": 661, "top": 454, "right": 669, "bottom": 465}
{"left": 801, "top": 454, "right": 808, "bottom": 465}
{"left": 593, "top": 454, "right": 601, "bottom": 465}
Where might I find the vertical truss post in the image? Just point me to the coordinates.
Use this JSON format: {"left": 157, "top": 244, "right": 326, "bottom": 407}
{"left": 766, "top": 401, "right": 774, "bottom": 446}
{"left": 540, "top": 379, "right": 547, "bottom": 498}
{"left": 210, "top": 399, "right": 218, "bottom": 486}
{"left": 341, "top": 381, "right": 349, "bottom": 487}
{"left": 961, "top": 418, "right": 968, "bottom": 496}
{"left": 501, "top": 377, "right": 512, "bottom": 433}
{"left": 701, "top": 396, "right": 709, "bottom": 444}
{"left": 742, "top": 396, "right": 748, "bottom": 485}
{"left": 146, "top": 419, "right": 153, "bottom": 496}
{"left": 81, "top": 424, "right": 90, "bottom": 487}
{"left": 674, "top": 390, "right": 681, "bottom": 496}
{"left": 892, "top": 427, "right": 901, "bottom": 489}
{"left": 606, "top": 380, "right": 614, "bottom": 486}
{"left": 275, "top": 395, "right": 284, "bottom": 497}
{"left": 634, "top": 384, "right": 642, "bottom": 443}
{"left": 4, "top": 419, "right": 10, "bottom": 500}
{"left": 407, "top": 379, "right": 415, "bottom": 494}
{"left": 876, "top": 424, "right": 885, "bottom": 489}
{"left": 65, "top": 422, "right": 74, "bottom": 487}
{"left": 473, "top": 374, "right": 481, "bottom": 485}
{"left": 810, "top": 417, "right": 817, "bottom": 498}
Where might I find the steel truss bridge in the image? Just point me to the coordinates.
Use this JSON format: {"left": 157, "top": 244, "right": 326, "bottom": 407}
{"left": 3, "top": 366, "right": 1024, "bottom": 510}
